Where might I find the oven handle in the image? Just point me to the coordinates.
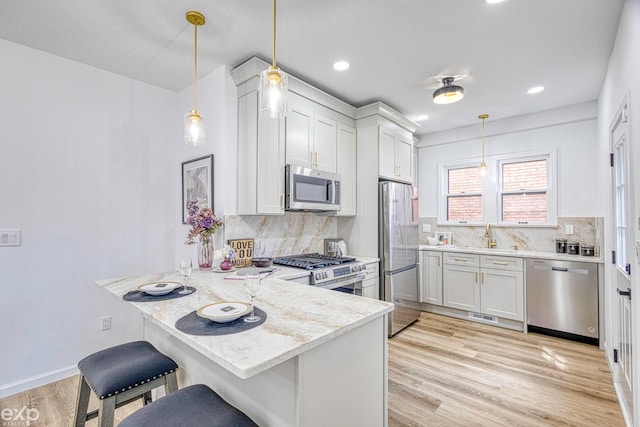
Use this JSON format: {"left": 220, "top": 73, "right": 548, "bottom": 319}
{"left": 315, "top": 273, "right": 365, "bottom": 290}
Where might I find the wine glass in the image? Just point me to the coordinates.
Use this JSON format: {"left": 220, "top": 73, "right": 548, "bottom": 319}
{"left": 243, "top": 273, "right": 262, "bottom": 323}
{"left": 179, "top": 258, "right": 193, "bottom": 295}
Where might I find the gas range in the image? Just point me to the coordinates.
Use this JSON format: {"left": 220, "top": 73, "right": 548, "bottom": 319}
{"left": 273, "top": 253, "right": 366, "bottom": 286}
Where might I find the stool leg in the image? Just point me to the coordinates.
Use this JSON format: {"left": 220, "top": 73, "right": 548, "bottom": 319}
{"left": 164, "top": 371, "right": 178, "bottom": 394}
{"left": 73, "top": 376, "right": 91, "bottom": 427}
{"left": 97, "top": 396, "right": 116, "bottom": 427}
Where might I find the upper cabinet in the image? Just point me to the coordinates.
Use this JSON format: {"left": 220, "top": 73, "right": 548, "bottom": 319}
{"left": 286, "top": 93, "right": 337, "bottom": 173}
{"left": 378, "top": 125, "right": 413, "bottom": 183}
{"left": 336, "top": 123, "right": 357, "bottom": 217}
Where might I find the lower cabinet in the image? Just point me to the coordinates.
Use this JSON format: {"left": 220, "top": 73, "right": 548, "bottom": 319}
{"left": 419, "top": 250, "right": 443, "bottom": 305}
{"left": 362, "top": 261, "right": 380, "bottom": 299}
{"left": 442, "top": 253, "right": 524, "bottom": 322}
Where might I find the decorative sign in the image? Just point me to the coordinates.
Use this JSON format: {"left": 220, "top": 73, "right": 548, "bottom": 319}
{"left": 229, "top": 238, "right": 254, "bottom": 268}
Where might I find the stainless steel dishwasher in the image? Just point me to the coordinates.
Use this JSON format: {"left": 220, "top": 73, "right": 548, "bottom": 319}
{"left": 526, "top": 258, "right": 598, "bottom": 344}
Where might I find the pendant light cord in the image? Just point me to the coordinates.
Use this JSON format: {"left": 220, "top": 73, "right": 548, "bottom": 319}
{"left": 272, "top": 0, "right": 277, "bottom": 67}
{"left": 193, "top": 22, "right": 198, "bottom": 110}
{"left": 481, "top": 116, "right": 485, "bottom": 161}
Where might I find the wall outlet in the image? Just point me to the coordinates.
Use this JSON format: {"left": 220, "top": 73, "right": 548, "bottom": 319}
{"left": 565, "top": 225, "right": 574, "bottom": 234}
{"left": 0, "top": 229, "right": 21, "bottom": 246}
{"left": 100, "top": 316, "right": 111, "bottom": 331}
{"left": 422, "top": 224, "right": 432, "bottom": 233}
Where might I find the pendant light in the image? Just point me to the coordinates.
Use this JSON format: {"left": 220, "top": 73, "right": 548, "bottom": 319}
{"left": 259, "top": 0, "right": 288, "bottom": 118}
{"left": 479, "top": 114, "right": 489, "bottom": 177}
{"left": 184, "top": 11, "right": 206, "bottom": 146}
{"left": 433, "top": 77, "right": 464, "bottom": 104}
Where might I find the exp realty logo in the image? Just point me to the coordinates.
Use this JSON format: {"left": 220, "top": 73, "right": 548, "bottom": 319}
{"left": 1, "top": 406, "right": 40, "bottom": 426}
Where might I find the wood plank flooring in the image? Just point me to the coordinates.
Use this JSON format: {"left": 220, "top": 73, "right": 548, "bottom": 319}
{"left": 0, "top": 312, "right": 625, "bottom": 426}
{"left": 388, "top": 313, "right": 625, "bottom": 427}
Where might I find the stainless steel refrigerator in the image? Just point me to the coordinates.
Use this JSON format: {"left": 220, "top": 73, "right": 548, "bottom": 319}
{"left": 379, "top": 181, "right": 420, "bottom": 337}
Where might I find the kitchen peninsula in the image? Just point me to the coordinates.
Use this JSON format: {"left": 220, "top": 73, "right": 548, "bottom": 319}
{"left": 97, "top": 268, "right": 393, "bottom": 427}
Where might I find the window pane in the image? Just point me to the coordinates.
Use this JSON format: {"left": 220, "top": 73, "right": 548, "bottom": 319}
{"left": 449, "top": 167, "right": 482, "bottom": 193}
{"left": 502, "top": 193, "right": 547, "bottom": 222}
{"left": 448, "top": 195, "right": 482, "bottom": 222}
{"left": 502, "top": 160, "right": 547, "bottom": 191}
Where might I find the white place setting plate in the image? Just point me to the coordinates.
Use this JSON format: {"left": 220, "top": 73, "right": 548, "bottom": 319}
{"left": 196, "top": 302, "right": 251, "bottom": 323}
{"left": 212, "top": 267, "right": 237, "bottom": 273}
{"left": 137, "top": 282, "right": 180, "bottom": 296}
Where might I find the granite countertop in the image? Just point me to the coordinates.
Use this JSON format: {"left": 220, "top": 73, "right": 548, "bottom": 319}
{"left": 418, "top": 244, "right": 603, "bottom": 264}
{"left": 97, "top": 269, "right": 393, "bottom": 379}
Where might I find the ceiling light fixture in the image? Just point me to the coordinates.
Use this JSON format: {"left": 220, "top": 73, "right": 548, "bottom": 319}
{"left": 485, "top": 0, "right": 507, "bottom": 4}
{"left": 527, "top": 86, "right": 545, "bottom": 94}
{"left": 479, "top": 114, "right": 489, "bottom": 177}
{"left": 433, "top": 77, "right": 464, "bottom": 104}
{"left": 333, "top": 61, "right": 350, "bottom": 71}
{"left": 259, "top": 0, "right": 288, "bottom": 118}
{"left": 184, "top": 11, "right": 206, "bottom": 146}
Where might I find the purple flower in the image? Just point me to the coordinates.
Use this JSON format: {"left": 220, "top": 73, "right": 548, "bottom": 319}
{"left": 200, "top": 216, "right": 214, "bottom": 228}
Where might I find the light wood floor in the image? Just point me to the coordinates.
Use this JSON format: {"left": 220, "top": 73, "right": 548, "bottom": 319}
{"left": 0, "top": 312, "right": 625, "bottom": 426}
{"left": 388, "top": 312, "right": 625, "bottom": 427}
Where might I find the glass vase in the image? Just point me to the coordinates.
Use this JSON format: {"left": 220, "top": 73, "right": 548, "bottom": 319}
{"left": 219, "top": 258, "right": 234, "bottom": 271}
{"left": 198, "top": 238, "right": 214, "bottom": 270}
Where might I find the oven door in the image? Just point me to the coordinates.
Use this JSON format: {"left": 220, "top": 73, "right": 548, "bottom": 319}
{"left": 315, "top": 273, "right": 365, "bottom": 296}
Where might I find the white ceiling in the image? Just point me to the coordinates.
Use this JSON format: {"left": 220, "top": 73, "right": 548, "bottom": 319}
{"left": 0, "top": 0, "right": 624, "bottom": 135}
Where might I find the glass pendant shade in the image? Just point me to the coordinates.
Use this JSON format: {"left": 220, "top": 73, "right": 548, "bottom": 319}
{"left": 479, "top": 161, "right": 487, "bottom": 177}
{"left": 184, "top": 110, "right": 205, "bottom": 146}
{"left": 433, "top": 77, "right": 464, "bottom": 104}
{"left": 259, "top": 65, "right": 288, "bottom": 118}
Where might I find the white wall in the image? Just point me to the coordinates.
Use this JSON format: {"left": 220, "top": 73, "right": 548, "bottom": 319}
{"left": 418, "top": 101, "right": 599, "bottom": 219}
{"left": 0, "top": 39, "right": 236, "bottom": 396}
{"left": 597, "top": 0, "right": 640, "bottom": 423}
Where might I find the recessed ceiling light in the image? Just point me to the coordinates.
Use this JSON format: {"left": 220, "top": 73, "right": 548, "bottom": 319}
{"left": 411, "top": 114, "right": 429, "bottom": 122}
{"left": 527, "top": 86, "right": 545, "bottom": 94}
{"left": 485, "top": 0, "right": 507, "bottom": 4}
{"left": 333, "top": 61, "right": 350, "bottom": 71}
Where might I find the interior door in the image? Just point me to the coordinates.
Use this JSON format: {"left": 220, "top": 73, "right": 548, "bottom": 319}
{"left": 611, "top": 98, "right": 633, "bottom": 421}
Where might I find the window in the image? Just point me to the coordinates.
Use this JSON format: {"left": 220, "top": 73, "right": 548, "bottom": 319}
{"left": 446, "top": 166, "right": 482, "bottom": 223}
{"left": 438, "top": 150, "right": 556, "bottom": 226}
{"left": 499, "top": 159, "right": 548, "bottom": 224}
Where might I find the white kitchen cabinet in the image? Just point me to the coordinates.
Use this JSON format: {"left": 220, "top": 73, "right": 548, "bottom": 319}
{"left": 236, "top": 89, "right": 285, "bottom": 215}
{"left": 336, "top": 123, "right": 357, "bottom": 216}
{"left": 442, "top": 252, "right": 524, "bottom": 321}
{"left": 286, "top": 93, "right": 337, "bottom": 173}
{"left": 378, "top": 125, "right": 413, "bottom": 183}
{"left": 362, "top": 261, "right": 379, "bottom": 299}
{"left": 419, "top": 250, "right": 443, "bottom": 305}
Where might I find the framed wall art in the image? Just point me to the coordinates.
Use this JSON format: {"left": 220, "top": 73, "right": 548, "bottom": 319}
{"left": 182, "top": 154, "right": 214, "bottom": 223}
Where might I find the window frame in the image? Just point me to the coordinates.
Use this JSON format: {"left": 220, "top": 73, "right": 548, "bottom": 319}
{"left": 437, "top": 149, "right": 557, "bottom": 227}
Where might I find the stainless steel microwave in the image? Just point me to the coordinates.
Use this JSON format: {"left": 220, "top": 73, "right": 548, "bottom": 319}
{"left": 285, "top": 164, "right": 341, "bottom": 212}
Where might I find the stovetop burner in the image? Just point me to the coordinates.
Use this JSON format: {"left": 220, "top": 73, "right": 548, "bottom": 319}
{"left": 273, "top": 253, "right": 356, "bottom": 270}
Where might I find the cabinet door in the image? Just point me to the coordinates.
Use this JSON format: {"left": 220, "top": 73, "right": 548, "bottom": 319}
{"left": 395, "top": 136, "right": 413, "bottom": 183}
{"left": 336, "top": 123, "right": 357, "bottom": 216}
{"left": 286, "top": 104, "right": 314, "bottom": 169}
{"left": 481, "top": 268, "right": 524, "bottom": 321}
{"left": 257, "top": 112, "right": 285, "bottom": 214}
{"left": 362, "top": 277, "right": 379, "bottom": 299}
{"left": 420, "top": 251, "right": 443, "bottom": 305}
{"left": 313, "top": 113, "right": 337, "bottom": 173}
{"left": 443, "top": 264, "right": 480, "bottom": 312}
{"left": 378, "top": 126, "right": 397, "bottom": 179}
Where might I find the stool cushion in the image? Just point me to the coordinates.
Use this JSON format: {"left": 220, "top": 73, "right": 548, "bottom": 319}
{"left": 118, "top": 384, "right": 257, "bottom": 427}
{"left": 78, "top": 341, "right": 178, "bottom": 399}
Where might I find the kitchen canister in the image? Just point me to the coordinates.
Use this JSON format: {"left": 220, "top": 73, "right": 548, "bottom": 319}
{"left": 581, "top": 245, "right": 595, "bottom": 256}
{"left": 567, "top": 241, "right": 580, "bottom": 255}
{"left": 555, "top": 238, "right": 567, "bottom": 253}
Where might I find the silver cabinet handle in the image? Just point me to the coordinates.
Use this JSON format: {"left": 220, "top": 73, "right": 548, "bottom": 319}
{"left": 481, "top": 272, "right": 486, "bottom": 284}
{"left": 437, "top": 255, "right": 441, "bottom": 267}
{"left": 475, "top": 272, "right": 479, "bottom": 283}
{"left": 454, "top": 257, "right": 468, "bottom": 262}
{"left": 280, "top": 193, "right": 284, "bottom": 209}
{"left": 493, "top": 260, "right": 508, "bottom": 265}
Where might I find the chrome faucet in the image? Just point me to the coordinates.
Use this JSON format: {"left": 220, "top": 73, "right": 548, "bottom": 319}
{"left": 485, "top": 224, "right": 497, "bottom": 249}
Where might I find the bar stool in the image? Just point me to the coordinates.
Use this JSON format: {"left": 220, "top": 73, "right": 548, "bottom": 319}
{"left": 74, "top": 341, "right": 179, "bottom": 427}
{"left": 118, "top": 384, "right": 257, "bottom": 427}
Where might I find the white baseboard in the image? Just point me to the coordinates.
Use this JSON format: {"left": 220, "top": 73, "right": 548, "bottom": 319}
{"left": 0, "top": 365, "right": 79, "bottom": 399}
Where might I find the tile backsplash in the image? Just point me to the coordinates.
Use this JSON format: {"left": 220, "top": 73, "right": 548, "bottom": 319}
{"left": 223, "top": 213, "right": 337, "bottom": 257}
{"left": 419, "top": 217, "right": 603, "bottom": 255}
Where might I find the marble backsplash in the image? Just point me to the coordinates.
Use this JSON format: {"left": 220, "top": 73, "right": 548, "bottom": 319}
{"left": 419, "top": 217, "right": 603, "bottom": 256}
{"left": 223, "top": 213, "right": 337, "bottom": 257}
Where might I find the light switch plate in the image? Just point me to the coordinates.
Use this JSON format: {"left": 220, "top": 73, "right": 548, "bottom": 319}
{"left": 565, "top": 225, "right": 574, "bottom": 235}
{"left": 0, "top": 229, "right": 21, "bottom": 246}
{"left": 422, "top": 224, "right": 432, "bottom": 233}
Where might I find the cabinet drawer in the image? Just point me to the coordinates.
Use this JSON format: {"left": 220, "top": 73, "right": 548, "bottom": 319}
{"left": 480, "top": 255, "right": 523, "bottom": 271}
{"left": 443, "top": 253, "right": 479, "bottom": 266}
{"left": 365, "top": 262, "right": 379, "bottom": 279}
